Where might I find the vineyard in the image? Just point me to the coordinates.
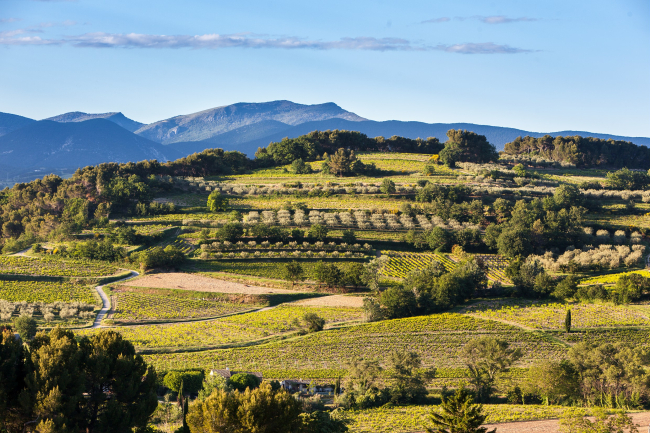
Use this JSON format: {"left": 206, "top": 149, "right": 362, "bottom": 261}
{"left": 107, "top": 286, "right": 266, "bottom": 323}
{"left": 0, "top": 255, "right": 120, "bottom": 278}
{"left": 347, "top": 405, "right": 607, "bottom": 433}
{"left": 0, "top": 279, "right": 97, "bottom": 304}
{"left": 80, "top": 305, "right": 363, "bottom": 350}
{"left": 463, "top": 299, "right": 650, "bottom": 329}
{"left": 382, "top": 252, "right": 512, "bottom": 284}
{"left": 580, "top": 269, "right": 650, "bottom": 285}
{"left": 142, "top": 313, "right": 566, "bottom": 375}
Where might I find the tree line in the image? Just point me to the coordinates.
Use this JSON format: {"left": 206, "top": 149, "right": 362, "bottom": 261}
{"left": 503, "top": 135, "right": 650, "bottom": 168}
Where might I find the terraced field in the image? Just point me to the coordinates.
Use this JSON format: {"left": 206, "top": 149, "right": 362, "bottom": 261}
{"left": 107, "top": 285, "right": 266, "bottom": 323}
{"left": 462, "top": 299, "right": 650, "bottom": 329}
{"left": 143, "top": 313, "right": 566, "bottom": 376}
{"left": 0, "top": 255, "right": 120, "bottom": 278}
{"left": 81, "top": 305, "right": 363, "bottom": 350}
{"left": 0, "top": 279, "right": 97, "bottom": 304}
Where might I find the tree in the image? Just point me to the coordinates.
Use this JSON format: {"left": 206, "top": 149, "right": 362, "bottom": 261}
{"left": 207, "top": 191, "right": 229, "bottom": 212}
{"left": 13, "top": 316, "right": 37, "bottom": 341}
{"left": 554, "top": 276, "right": 579, "bottom": 300}
{"left": 380, "top": 179, "right": 396, "bottom": 194}
{"left": 565, "top": 309, "right": 572, "bottom": 334}
{"left": 303, "top": 313, "right": 325, "bottom": 333}
{"left": 314, "top": 262, "right": 345, "bottom": 288}
{"left": 388, "top": 351, "right": 435, "bottom": 404}
{"left": 300, "top": 410, "right": 349, "bottom": 433}
{"left": 497, "top": 226, "right": 533, "bottom": 258}
{"left": 523, "top": 360, "right": 579, "bottom": 406}
{"left": 425, "top": 227, "right": 451, "bottom": 252}
{"left": 283, "top": 261, "right": 305, "bottom": 289}
{"left": 439, "top": 142, "right": 463, "bottom": 167}
{"left": 361, "top": 256, "right": 389, "bottom": 291}
{"left": 344, "top": 262, "right": 364, "bottom": 288}
{"left": 0, "top": 327, "right": 23, "bottom": 428}
{"left": 444, "top": 130, "right": 498, "bottom": 164}
{"left": 427, "top": 387, "right": 495, "bottom": 433}
{"left": 341, "top": 229, "right": 357, "bottom": 244}
{"left": 328, "top": 148, "right": 357, "bottom": 177}
{"left": 17, "top": 328, "right": 157, "bottom": 433}
{"left": 337, "top": 360, "right": 388, "bottom": 409}
{"left": 461, "top": 337, "right": 522, "bottom": 402}
{"left": 228, "top": 373, "right": 261, "bottom": 392}
{"left": 308, "top": 224, "right": 329, "bottom": 241}
{"left": 291, "top": 158, "right": 312, "bottom": 174}
{"left": 606, "top": 167, "right": 650, "bottom": 190}
{"left": 559, "top": 408, "right": 639, "bottom": 433}
{"left": 217, "top": 222, "right": 244, "bottom": 242}
{"left": 186, "top": 383, "right": 304, "bottom": 433}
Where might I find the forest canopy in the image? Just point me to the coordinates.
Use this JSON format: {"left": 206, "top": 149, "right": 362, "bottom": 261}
{"left": 503, "top": 135, "right": 650, "bottom": 168}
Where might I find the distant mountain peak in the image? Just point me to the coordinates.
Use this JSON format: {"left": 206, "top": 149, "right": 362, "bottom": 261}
{"left": 45, "top": 111, "right": 143, "bottom": 132}
{"left": 134, "top": 100, "right": 366, "bottom": 144}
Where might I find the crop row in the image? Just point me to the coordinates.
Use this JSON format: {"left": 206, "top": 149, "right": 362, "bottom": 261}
{"left": 143, "top": 314, "right": 566, "bottom": 376}
{"left": 382, "top": 253, "right": 459, "bottom": 279}
{"left": 346, "top": 405, "right": 603, "bottom": 433}
{"left": 463, "top": 299, "right": 650, "bottom": 329}
{"left": 0, "top": 255, "right": 120, "bottom": 278}
{"left": 0, "top": 280, "right": 97, "bottom": 304}
{"left": 109, "top": 289, "right": 263, "bottom": 323}
{"left": 79, "top": 305, "right": 363, "bottom": 349}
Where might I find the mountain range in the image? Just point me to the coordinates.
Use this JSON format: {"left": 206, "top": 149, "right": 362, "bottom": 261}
{"left": 1, "top": 100, "right": 649, "bottom": 186}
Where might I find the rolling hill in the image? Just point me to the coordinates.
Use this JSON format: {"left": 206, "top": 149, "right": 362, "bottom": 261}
{"left": 167, "top": 117, "right": 650, "bottom": 157}
{"left": 0, "top": 112, "right": 36, "bottom": 137}
{"left": 0, "top": 119, "right": 180, "bottom": 178}
{"left": 45, "top": 111, "right": 144, "bottom": 133}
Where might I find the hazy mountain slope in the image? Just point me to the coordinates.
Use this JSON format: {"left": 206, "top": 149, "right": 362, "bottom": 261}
{"left": 0, "top": 119, "right": 180, "bottom": 176}
{"left": 168, "top": 120, "right": 293, "bottom": 155}
{"left": 219, "top": 119, "right": 650, "bottom": 156}
{"left": 135, "top": 100, "right": 366, "bottom": 144}
{"left": 0, "top": 112, "right": 36, "bottom": 137}
{"left": 45, "top": 111, "right": 144, "bottom": 132}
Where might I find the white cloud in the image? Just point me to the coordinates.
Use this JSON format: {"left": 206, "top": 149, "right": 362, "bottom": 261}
{"left": 421, "top": 17, "right": 451, "bottom": 24}
{"left": 434, "top": 42, "right": 534, "bottom": 54}
{"left": 0, "top": 31, "right": 534, "bottom": 54}
{"left": 480, "top": 16, "right": 537, "bottom": 24}
{"left": 0, "top": 18, "right": 22, "bottom": 24}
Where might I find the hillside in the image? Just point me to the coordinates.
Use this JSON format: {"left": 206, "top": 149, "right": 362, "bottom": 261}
{"left": 134, "top": 100, "right": 366, "bottom": 144}
{"left": 0, "top": 119, "right": 180, "bottom": 176}
{"left": 45, "top": 111, "right": 144, "bottom": 132}
{"left": 0, "top": 112, "right": 36, "bottom": 137}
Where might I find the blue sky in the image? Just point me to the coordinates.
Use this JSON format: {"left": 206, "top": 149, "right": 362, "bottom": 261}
{"left": 0, "top": 0, "right": 648, "bottom": 136}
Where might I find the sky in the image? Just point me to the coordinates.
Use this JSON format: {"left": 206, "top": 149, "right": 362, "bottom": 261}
{"left": 0, "top": 0, "right": 649, "bottom": 137}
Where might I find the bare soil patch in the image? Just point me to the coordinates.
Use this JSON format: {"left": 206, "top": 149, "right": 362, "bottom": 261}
{"left": 480, "top": 411, "right": 650, "bottom": 433}
{"left": 123, "top": 272, "right": 297, "bottom": 295}
{"left": 294, "top": 295, "right": 364, "bottom": 308}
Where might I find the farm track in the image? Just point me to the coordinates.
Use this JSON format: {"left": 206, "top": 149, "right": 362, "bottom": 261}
{"left": 92, "top": 271, "right": 139, "bottom": 328}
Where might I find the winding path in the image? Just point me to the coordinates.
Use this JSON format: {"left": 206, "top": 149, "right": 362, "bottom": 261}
{"left": 92, "top": 271, "right": 139, "bottom": 328}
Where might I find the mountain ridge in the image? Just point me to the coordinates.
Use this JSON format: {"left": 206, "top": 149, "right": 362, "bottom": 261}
{"left": 134, "top": 100, "right": 366, "bottom": 144}
{"left": 45, "top": 111, "right": 144, "bottom": 133}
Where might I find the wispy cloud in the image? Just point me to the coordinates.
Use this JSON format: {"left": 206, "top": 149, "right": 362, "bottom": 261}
{"left": 0, "top": 18, "right": 22, "bottom": 24}
{"left": 480, "top": 16, "right": 537, "bottom": 24}
{"left": 421, "top": 17, "right": 450, "bottom": 24}
{"left": 434, "top": 42, "right": 533, "bottom": 54}
{"left": 422, "top": 15, "right": 538, "bottom": 25}
{"left": 0, "top": 31, "right": 533, "bottom": 54}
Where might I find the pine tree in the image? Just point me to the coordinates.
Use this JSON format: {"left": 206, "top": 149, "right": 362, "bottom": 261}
{"left": 427, "top": 387, "right": 495, "bottom": 433}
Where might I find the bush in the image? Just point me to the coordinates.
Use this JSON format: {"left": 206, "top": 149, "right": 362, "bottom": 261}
{"left": 228, "top": 373, "right": 261, "bottom": 392}
{"left": 303, "top": 313, "right": 325, "bottom": 333}
{"left": 207, "top": 191, "right": 229, "bottom": 212}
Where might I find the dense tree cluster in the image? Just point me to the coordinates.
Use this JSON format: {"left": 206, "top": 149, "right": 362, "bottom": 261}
{"left": 439, "top": 130, "right": 499, "bottom": 167}
{"left": 254, "top": 130, "right": 443, "bottom": 166}
{"left": 0, "top": 148, "right": 249, "bottom": 251}
{"left": 0, "top": 327, "right": 157, "bottom": 433}
{"left": 503, "top": 135, "right": 650, "bottom": 168}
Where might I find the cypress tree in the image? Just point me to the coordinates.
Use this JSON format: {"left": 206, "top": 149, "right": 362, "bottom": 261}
{"left": 565, "top": 309, "right": 572, "bottom": 333}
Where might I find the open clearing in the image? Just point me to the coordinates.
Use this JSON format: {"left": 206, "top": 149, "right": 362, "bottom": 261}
{"left": 123, "top": 272, "right": 298, "bottom": 295}
{"left": 294, "top": 295, "right": 364, "bottom": 308}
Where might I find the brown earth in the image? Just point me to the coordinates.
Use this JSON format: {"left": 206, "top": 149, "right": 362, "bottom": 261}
{"left": 294, "top": 295, "right": 365, "bottom": 308}
{"left": 480, "top": 412, "right": 650, "bottom": 433}
{"left": 122, "top": 272, "right": 297, "bottom": 295}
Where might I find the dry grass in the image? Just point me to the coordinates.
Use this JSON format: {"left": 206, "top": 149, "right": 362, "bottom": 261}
{"left": 123, "top": 272, "right": 297, "bottom": 295}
